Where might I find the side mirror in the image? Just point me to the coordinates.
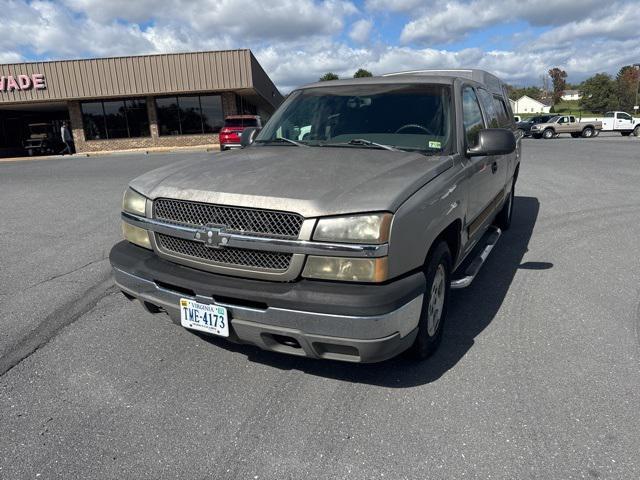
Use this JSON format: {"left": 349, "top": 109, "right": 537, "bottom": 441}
{"left": 467, "top": 128, "right": 516, "bottom": 157}
{"left": 240, "top": 127, "right": 260, "bottom": 148}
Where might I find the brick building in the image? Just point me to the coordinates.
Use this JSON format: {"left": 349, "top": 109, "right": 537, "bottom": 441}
{"left": 0, "top": 49, "right": 283, "bottom": 157}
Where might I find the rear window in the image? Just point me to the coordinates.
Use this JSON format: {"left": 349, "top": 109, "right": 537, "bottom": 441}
{"left": 224, "top": 118, "right": 258, "bottom": 127}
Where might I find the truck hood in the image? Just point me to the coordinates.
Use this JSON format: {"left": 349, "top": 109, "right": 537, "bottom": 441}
{"left": 130, "top": 146, "right": 453, "bottom": 218}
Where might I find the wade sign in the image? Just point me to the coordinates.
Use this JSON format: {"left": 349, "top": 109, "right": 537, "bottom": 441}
{"left": 0, "top": 74, "right": 46, "bottom": 92}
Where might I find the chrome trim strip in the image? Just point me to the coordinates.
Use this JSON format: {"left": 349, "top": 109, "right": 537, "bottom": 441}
{"left": 122, "top": 211, "right": 388, "bottom": 258}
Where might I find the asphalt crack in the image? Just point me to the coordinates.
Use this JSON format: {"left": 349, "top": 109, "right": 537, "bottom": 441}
{"left": 0, "top": 274, "right": 116, "bottom": 377}
{"left": 23, "top": 257, "right": 108, "bottom": 293}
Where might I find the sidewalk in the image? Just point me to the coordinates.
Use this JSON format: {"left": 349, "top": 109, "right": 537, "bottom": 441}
{"left": 0, "top": 144, "right": 220, "bottom": 163}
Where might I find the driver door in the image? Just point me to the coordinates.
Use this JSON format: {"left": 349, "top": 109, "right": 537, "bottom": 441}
{"left": 462, "top": 86, "right": 496, "bottom": 240}
{"left": 556, "top": 116, "right": 571, "bottom": 133}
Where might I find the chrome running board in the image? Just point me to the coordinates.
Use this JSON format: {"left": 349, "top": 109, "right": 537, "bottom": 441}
{"left": 450, "top": 227, "right": 502, "bottom": 289}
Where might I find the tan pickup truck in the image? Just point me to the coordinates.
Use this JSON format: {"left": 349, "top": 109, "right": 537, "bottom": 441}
{"left": 530, "top": 115, "right": 602, "bottom": 139}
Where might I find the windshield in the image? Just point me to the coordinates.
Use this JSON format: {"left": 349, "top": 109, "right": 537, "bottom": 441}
{"left": 256, "top": 83, "right": 453, "bottom": 154}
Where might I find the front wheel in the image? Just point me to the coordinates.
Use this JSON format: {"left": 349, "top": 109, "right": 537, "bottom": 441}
{"left": 410, "top": 242, "right": 451, "bottom": 360}
{"left": 582, "top": 127, "right": 594, "bottom": 138}
{"left": 494, "top": 181, "right": 515, "bottom": 231}
{"left": 542, "top": 128, "right": 554, "bottom": 139}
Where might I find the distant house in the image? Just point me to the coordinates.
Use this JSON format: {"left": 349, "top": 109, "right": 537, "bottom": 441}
{"left": 513, "top": 95, "right": 551, "bottom": 114}
{"left": 561, "top": 89, "right": 582, "bottom": 101}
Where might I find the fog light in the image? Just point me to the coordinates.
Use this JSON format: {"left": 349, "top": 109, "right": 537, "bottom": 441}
{"left": 302, "top": 256, "right": 388, "bottom": 282}
{"left": 122, "top": 222, "right": 151, "bottom": 249}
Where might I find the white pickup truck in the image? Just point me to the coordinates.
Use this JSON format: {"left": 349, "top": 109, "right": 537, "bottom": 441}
{"left": 600, "top": 111, "right": 640, "bottom": 136}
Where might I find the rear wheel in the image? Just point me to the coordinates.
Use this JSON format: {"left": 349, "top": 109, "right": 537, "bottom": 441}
{"left": 410, "top": 242, "right": 451, "bottom": 360}
{"left": 582, "top": 127, "right": 594, "bottom": 138}
{"left": 634, "top": 126, "right": 640, "bottom": 137}
{"left": 542, "top": 128, "right": 554, "bottom": 139}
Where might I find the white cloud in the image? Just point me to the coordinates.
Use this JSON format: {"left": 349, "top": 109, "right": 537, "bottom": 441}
{"left": 536, "top": 3, "right": 640, "bottom": 45}
{"left": 399, "top": 0, "right": 609, "bottom": 44}
{"left": 349, "top": 19, "right": 373, "bottom": 43}
{"left": 0, "top": 52, "right": 24, "bottom": 64}
{"left": 365, "top": 0, "right": 430, "bottom": 11}
{"left": 0, "top": 0, "right": 638, "bottom": 91}
{"left": 63, "top": 0, "right": 359, "bottom": 41}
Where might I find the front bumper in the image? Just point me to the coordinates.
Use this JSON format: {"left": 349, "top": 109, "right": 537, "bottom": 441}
{"left": 110, "top": 241, "right": 424, "bottom": 363}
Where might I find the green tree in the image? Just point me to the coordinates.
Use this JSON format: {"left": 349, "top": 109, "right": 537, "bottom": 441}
{"left": 318, "top": 72, "right": 339, "bottom": 81}
{"left": 616, "top": 65, "right": 640, "bottom": 112}
{"left": 353, "top": 68, "right": 373, "bottom": 78}
{"left": 579, "top": 73, "right": 618, "bottom": 113}
{"left": 548, "top": 67, "right": 568, "bottom": 104}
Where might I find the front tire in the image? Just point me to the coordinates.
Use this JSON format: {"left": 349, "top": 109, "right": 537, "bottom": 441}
{"left": 494, "top": 181, "right": 515, "bottom": 230}
{"left": 542, "top": 128, "right": 554, "bottom": 139}
{"left": 410, "top": 242, "right": 451, "bottom": 360}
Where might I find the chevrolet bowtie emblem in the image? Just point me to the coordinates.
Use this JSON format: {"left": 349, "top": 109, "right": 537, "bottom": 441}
{"left": 194, "top": 225, "right": 228, "bottom": 249}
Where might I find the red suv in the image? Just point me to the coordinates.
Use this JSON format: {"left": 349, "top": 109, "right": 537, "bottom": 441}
{"left": 219, "top": 115, "right": 262, "bottom": 150}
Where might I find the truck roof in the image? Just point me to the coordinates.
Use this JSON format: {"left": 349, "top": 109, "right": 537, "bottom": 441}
{"left": 299, "top": 69, "right": 506, "bottom": 96}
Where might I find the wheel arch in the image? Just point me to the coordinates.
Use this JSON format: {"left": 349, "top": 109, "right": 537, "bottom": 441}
{"left": 423, "top": 219, "right": 462, "bottom": 269}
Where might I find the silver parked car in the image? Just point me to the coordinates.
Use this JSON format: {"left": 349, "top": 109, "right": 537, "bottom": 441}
{"left": 110, "top": 69, "right": 520, "bottom": 363}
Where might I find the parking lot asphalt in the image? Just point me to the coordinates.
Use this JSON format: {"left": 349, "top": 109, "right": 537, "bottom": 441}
{"left": 1, "top": 134, "right": 639, "bottom": 479}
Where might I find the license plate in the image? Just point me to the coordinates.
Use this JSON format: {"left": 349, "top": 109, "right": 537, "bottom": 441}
{"left": 180, "top": 298, "right": 229, "bottom": 337}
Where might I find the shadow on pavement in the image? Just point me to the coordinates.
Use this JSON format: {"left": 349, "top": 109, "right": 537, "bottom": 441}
{"left": 200, "top": 196, "right": 545, "bottom": 387}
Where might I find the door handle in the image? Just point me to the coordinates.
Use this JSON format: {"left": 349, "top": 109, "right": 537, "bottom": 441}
{"left": 491, "top": 162, "right": 498, "bottom": 173}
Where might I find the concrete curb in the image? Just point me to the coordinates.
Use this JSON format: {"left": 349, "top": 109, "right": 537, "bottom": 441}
{"left": 0, "top": 144, "right": 220, "bottom": 163}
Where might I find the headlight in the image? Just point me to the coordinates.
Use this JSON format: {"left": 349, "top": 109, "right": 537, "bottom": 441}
{"left": 122, "top": 222, "right": 151, "bottom": 249}
{"left": 302, "top": 256, "right": 388, "bottom": 282}
{"left": 122, "top": 188, "right": 150, "bottom": 248}
{"left": 313, "top": 213, "right": 392, "bottom": 244}
{"left": 122, "top": 188, "right": 147, "bottom": 216}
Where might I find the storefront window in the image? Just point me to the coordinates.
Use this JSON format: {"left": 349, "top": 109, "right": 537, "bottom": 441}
{"left": 201, "top": 95, "right": 225, "bottom": 133}
{"left": 156, "top": 94, "right": 224, "bottom": 136}
{"left": 81, "top": 101, "right": 107, "bottom": 140}
{"left": 81, "top": 98, "right": 150, "bottom": 140}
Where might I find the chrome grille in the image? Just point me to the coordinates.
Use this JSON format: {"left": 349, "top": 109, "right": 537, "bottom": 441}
{"left": 153, "top": 199, "right": 303, "bottom": 239}
{"left": 156, "top": 234, "right": 293, "bottom": 271}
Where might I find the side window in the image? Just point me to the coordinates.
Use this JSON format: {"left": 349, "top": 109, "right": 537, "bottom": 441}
{"left": 477, "top": 88, "right": 499, "bottom": 128}
{"left": 462, "top": 87, "right": 485, "bottom": 147}
{"left": 618, "top": 112, "right": 632, "bottom": 121}
{"left": 493, "top": 96, "right": 512, "bottom": 128}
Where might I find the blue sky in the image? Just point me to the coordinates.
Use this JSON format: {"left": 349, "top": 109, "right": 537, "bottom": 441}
{"left": 1, "top": 0, "right": 638, "bottom": 91}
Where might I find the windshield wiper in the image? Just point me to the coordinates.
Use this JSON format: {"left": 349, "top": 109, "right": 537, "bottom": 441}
{"left": 323, "top": 138, "right": 400, "bottom": 151}
{"left": 256, "top": 137, "right": 307, "bottom": 147}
